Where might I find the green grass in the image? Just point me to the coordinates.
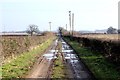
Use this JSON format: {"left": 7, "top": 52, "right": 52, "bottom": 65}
{"left": 1, "top": 37, "right": 54, "bottom": 78}
{"left": 64, "top": 37, "right": 120, "bottom": 80}
{"left": 51, "top": 56, "right": 65, "bottom": 78}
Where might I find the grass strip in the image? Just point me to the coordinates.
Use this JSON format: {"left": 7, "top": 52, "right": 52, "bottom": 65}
{"left": 51, "top": 56, "right": 65, "bottom": 78}
{"left": 51, "top": 40, "right": 66, "bottom": 78}
{"left": 1, "top": 37, "right": 54, "bottom": 78}
{"left": 64, "top": 37, "right": 120, "bottom": 80}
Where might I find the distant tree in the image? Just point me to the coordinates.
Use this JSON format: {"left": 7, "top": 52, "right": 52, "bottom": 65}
{"left": 107, "top": 27, "right": 117, "bottom": 34}
{"left": 26, "top": 24, "right": 39, "bottom": 36}
{"left": 58, "top": 27, "right": 67, "bottom": 35}
{"left": 118, "top": 29, "right": 120, "bottom": 34}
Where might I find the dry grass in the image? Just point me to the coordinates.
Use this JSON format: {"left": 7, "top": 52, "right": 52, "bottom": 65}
{"left": 1, "top": 35, "right": 54, "bottom": 64}
{"left": 78, "top": 34, "right": 120, "bottom": 41}
{"left": 1, "top": 38, "right": 54, "bottom": 78}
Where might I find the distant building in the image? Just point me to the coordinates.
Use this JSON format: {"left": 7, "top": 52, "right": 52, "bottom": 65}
{"left": 0, "top": 32, "right": 29, "bottom": 36}
{"left": 95, "top": 30, "right": 107, "bottom": 34}
{"left": 0, "top": 32, "right": 42, "bottom": 36}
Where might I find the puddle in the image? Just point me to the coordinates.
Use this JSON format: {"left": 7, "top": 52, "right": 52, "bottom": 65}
{"left": 62, "top": 50, "right": 73, "bottom": 52}
{"left": 62, "top": 43, "right": 70, "bottom": 50}
{"left": 39, "top": 38, "right": 90, "bottom": 78}
{"left": 70, "top": 59, "right": 79, "bottom": 63}
{"left": 55, "top": 40, "right": 58, "bottom": 46}
{"left": 42, "top": 39, "right": 59, "bottom": 61}
{"left": 62, "top": 42, "right": 66, "bottom": 44}
{"left": 61, "top": 39, "right": 83, "bottom": 78}
{"left": 41, "top": 38, "right": 89, "bottom": 78}
{"left": 43, "top": 53, "right": 57, "bottom": 61}
{"left": 64, "top": 53, "right": 76, "bottom": 59}
{"left": 50, "top": 50, "right": 58, "bottom": 53}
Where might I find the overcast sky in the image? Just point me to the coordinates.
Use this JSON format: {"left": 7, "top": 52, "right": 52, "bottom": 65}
{"left": 0, "top": 0, "right": 119, "bottom": 32}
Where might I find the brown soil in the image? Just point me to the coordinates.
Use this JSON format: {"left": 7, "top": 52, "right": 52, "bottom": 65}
{"left": 25, "top": 40, "right": 56, "bottom": 78}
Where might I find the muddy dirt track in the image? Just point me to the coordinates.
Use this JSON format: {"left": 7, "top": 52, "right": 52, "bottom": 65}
{"left": 25, "top": 37, "right": 95, "bottom": 79}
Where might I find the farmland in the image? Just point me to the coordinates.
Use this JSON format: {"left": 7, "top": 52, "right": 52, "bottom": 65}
{"left": 0, "top": 32, "right": 120, "bottom": 79}
{"left": 2, "top": 37, "right": 55, "bottom": 78}
{"left": 67, "top": 34, "right": 120, "bottom": 64}
{"left": 1, "top": 32, "right": 56, "bottom": 78}
{"left": 77, "top": 34, "right": 120, "bottom": 41}
{"left": 1, "top": 33, "right": 55, "bottom": 64}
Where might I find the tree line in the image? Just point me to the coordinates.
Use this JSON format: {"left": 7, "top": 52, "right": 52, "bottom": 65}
{"left": 107, "top": 26, "right": 120, "bottom": 34}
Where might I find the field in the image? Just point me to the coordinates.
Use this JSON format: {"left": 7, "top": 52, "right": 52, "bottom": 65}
{"left": 1, "top": 38, "right": 54, "bottom": 78}
{"left": 67, "top": 34, "right": 120, "bottom": 64}
{"left": 77, "top": 34, "right": 120, "bottom": 41}
{"left": 1, "top": 32, "right": 55, "bottom": 78}
{"left": 1, "top": 33, "right": 54, "bottom": 64}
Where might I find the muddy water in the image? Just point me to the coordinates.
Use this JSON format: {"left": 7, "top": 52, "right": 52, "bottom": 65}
{"left": 61, "top": 39, "right": 91, "bottom": 79}
{"left": 42, "top": 38, "right": 91, "bottom": 79}
{"left": 27, "top": 38, "right": 92, "bottom": 79}
{"left": 43, "top": 39, "right": 58, "bottom": 61}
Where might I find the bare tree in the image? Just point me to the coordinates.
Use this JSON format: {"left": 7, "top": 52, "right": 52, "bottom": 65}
{"left": 26, "top": 24, "right": 39, "bottom": 36}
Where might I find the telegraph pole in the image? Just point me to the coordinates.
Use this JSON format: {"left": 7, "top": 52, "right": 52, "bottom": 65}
{"left": 66, "top": 24, "right": 67, "bottom": 31}
{"left": 72, "top": 13, "right": 74, "bottom": 36}
{"left": 69, "top": 11, "right": 71, "bottom": 35}
{"left": 49, "top": 22, "right": 51, "bottom": 31}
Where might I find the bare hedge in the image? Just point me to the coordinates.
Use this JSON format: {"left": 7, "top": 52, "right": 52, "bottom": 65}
{"left": 1, "top": 35, "right": 52, "bottom": 62}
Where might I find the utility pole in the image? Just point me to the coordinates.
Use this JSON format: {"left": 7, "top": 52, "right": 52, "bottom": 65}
{"left": 69, "top": 11, "right": 71, "bottom": 35}
{"left": 49, "top": 22, "right": 51, "bottom": 31}
{"left": 72, "top": 13, "right": 74, "bottom": 36}
{"left": 66, "top": 24, "right": 67, "bottom": 30}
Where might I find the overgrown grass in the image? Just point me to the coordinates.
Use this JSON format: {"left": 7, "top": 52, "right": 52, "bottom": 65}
{"left": 1, "top": 37, "right": 54, "bottom": 78}
{"left": 64, "top": 37, "right": 120, "bottom": 80}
